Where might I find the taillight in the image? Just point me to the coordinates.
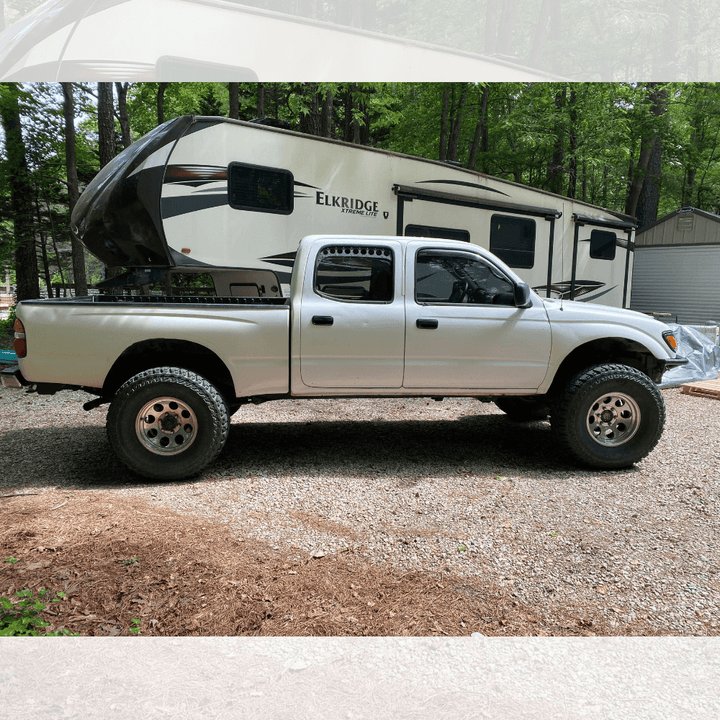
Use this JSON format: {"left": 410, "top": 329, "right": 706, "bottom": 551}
{"left": 13, "top": 318, "right": 26, "bottom": 358}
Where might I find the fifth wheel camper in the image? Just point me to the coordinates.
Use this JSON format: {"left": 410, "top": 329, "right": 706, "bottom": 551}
{"left": 71, "top": 115, "right": 637, "bottom": 307}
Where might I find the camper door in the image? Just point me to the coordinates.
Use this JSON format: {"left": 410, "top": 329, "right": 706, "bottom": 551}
{"left": 568, "top": 220, "right": 634, "bottom": 307}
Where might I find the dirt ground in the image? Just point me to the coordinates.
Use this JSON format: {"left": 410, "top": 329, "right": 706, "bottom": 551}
{"left": 1, "top": 489, "right": 661, "bottom": 638}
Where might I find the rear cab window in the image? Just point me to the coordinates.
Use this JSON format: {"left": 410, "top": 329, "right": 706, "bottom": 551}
{"left": 314, "top": 245, "right": 394, "bottom": 303}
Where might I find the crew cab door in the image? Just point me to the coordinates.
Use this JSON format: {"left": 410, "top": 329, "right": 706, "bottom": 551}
{"left": 404, "top": 242, "right": 552, "bottom": 390}
{"left": 298, "top": 241, "right": 405, "bottom": 388}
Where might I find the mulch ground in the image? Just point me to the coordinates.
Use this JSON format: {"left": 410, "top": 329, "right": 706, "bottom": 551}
{"left": 0, "top": 490, "right": 657, "bottom": 637}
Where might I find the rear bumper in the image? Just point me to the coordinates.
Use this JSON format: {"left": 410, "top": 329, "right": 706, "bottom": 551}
{"left": 1, "top": 366, "right": 26, "bottom": 389}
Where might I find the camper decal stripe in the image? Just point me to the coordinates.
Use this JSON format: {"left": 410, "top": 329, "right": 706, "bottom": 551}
{"left": 164, "top": 165, "right": 228, "bottom": 184}
{"left": 577, "top": 286, "right": 617, "bottom": 303}
{"left": 161, "top": 195, "right": 228, "bottom": 219}
{"left": 532, "top": 280, "right": 606, "bottom": 300}
{"left": 294, "top": 181, "right": 320, "bottom": 189}
{"left": 418, "top": 179, "right": 510, "bottom": 196}
{"left": 261, "top": 251, "right": 297, "bottom": 268}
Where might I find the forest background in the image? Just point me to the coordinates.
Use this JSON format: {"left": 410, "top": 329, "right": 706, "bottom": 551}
{"left": 2, "top": 79, "right": 720, "bottom": 305}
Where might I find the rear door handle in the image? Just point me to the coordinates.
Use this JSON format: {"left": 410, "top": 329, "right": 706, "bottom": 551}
{"left": 416, "top": 318, "right": 438, "bottom": 329}
{"left": 312, "top": 315, "right": 334, "bottom": 326}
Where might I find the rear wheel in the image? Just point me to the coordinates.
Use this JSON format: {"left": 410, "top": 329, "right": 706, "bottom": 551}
{"left": 551, "top": 363, "right": 665, "bottom": 469}
{"left": 494, "top": 396, "right": 549, "bottom": 421}
{"left": 107, "top": 367, "right": 229, "bottom": 481}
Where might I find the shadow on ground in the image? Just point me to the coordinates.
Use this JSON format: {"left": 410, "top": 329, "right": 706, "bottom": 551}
{"left": 0, "top": 413, "right": 579, "bottom": 491}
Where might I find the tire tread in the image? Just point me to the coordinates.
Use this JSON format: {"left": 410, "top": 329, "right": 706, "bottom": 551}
{"left": 107, "top": 367, "right": 229, "bottom": 480}
{"left": 550, "top": 363, "right": 665, "bottom": 469}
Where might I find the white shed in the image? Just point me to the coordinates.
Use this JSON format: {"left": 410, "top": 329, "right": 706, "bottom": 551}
{"left": 630, "top": 207, "right": 720, "bottom": 325}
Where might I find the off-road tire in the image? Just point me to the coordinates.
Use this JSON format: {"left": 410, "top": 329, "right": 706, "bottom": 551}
{"left": 551, "top": 363, "right": 665, "bottom": 469}
{"left": 494, "top": 396, "right": 549, "bottom": 421}
{"left": 107, "top": 367, "right": 230, "bottom": 481}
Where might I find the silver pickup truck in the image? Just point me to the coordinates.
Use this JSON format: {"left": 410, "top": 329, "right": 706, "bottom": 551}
{"left": 3, "top": 235, "right": 686, "bottom": 480}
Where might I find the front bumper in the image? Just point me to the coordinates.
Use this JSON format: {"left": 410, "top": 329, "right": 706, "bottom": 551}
{"left": 662, "top": 357, "right": 690, "bottom": 370}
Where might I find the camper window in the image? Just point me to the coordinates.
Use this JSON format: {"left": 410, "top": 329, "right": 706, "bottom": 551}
{"left": 405, "top": 224, "right": 470, "bottom": 243}
{"left": 489, "top": 215, "right": 536, "bottom": 268}
{"left": 589, "top": 229, "right": 617, "bottom": 260}
{"left": 415, "top": 249, "right": 515, "bottom": 305}
{"left": 315, "top": 246, "right": 394, "bottom": 303}
{"left": 228, "top": 162, "right": 294, "bottom": 214}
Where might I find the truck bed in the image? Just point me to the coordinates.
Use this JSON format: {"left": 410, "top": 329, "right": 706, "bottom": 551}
{"left": 36, "top": 295, "right": 289, "bottom": 306}
{"left": 17, "top": 296, "right": 291, "bottom": 397}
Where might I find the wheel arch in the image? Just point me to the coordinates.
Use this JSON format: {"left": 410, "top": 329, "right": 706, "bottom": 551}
{"left": 546, "top": 337, "right": 664, "bottom": 399}
{"left": 102, "top": 339, "right": 236, "bottom": 402}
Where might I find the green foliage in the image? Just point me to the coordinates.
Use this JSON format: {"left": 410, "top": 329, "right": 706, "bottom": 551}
{"left": 129, "top": 618, "right": 141, "bottom": 635}
{"left": 0, "top": 588, "right": 78, "bottom": 636}
{"left": 0, "top": 304, "right": 16, "bottom": 336}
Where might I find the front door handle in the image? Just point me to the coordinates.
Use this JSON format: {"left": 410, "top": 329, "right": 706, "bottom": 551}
{"left": 416, "top": 318, "right": 438, "bottom": 329}
{"left": 312, "top": 315, "right": 334, "bottom": 326}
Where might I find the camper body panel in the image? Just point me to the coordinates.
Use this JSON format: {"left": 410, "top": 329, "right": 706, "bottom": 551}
{"left": 150, "top": 117, "right": 635, "bottom": 307}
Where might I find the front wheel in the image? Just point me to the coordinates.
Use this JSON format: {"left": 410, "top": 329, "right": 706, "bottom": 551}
{"left": 551, "top": 363, "right": 665, "bottom": 469}
{"left": 107, "top": 367, "right": 230, "bottom": 481}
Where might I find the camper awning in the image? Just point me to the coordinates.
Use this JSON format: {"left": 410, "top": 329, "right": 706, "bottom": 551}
{"left": 572, "top": 212, "right": 636, "bottom": 231}
{"left": 393, "top": 184, "right": 562, "bottom": 220}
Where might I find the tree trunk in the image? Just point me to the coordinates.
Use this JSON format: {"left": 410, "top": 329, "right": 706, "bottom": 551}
{"left": 115, "top": 82, "right": 132, "bottom": 148}
{"left": 0, "top": 83, "right": 40, "bottom": 302}
{"left": 98, "top": 83, "right": 116, "bottom": 167}
{"left": 546, "top": 87, "right": 566, "bottom": 195}
{"left": 320, "top": 86, "right": 334, "bottom": 137}
{"left": 566, "top": 89, "right": 578, "bottom": 199}
{"left": 496, "top": 0, "right": 518, "bottom": 56}
{"left": 625, "top": 84, "right": 667, "bottom": 219}
{"left": 98, "top": 83, "right": 121, "bottom": 288}
{"left": 228, "top": 82, "right": 239, "bottom": 119}
{"left": 484, "top": 0, "right": 498, "bottom": 54}
{"left": 343, "top": 84, "right": 361, "bottom": 143}
{"left": 62, "top": 82, "right": 88, "bottom": 296}
{"left": 652, "top": 1, "right": 677, "bottom": 78}
{"left": 298, "top": 83, "right": 321, "bottom": 136}
{"left": 468, "top": 84, "right": 490, "bottom": 172}
{"left": 438, "top": 88, "right": 450, "bottom": 160}
{"left": 257, "top": 82, "right": 265, "bottom": 117}
{"left": 635, "top": 136, "right": 663, "bottom": 228}
{"left": 157, "top": 82, "right": 169, "bottom": 126}
{"left": 527, "top": 0, "right": 560, "bottom": 68}
{"left": 33, "top": 192, "right": 53, "bottom": 298}
{"left": 447, "top": 84, "right": 468, "bottom": 162}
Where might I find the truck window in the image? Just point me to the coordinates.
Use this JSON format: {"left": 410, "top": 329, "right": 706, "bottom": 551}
{"left": 405, "top": 224, "right": 470, "bottom": 242}
{"left": 489, "top": 215, "right": 536, "bottom": 268}
{"left": 228, "top": 162, "right": 294, "bottom": 214}
{"left": 589, "top": 229, "right": 617, "bottom": 260}
{"left": 315, "top": 246, "right": 394, "bottom": 303}
{"left": 415, "top": 249, "right": 515, "bottom": 305}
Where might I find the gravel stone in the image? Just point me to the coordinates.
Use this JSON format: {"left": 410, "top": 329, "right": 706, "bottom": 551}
{"left": 1, "top": 386, "right": 718, "bottom": 634}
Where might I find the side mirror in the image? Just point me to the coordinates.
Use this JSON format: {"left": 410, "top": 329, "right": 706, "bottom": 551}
{"left": 514, "top": 282, "right": 533, "bottom": 308}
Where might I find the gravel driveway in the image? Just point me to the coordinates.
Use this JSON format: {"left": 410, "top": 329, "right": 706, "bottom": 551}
{"left": 1, "top": 385, "right": 718, "bottom": 635}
